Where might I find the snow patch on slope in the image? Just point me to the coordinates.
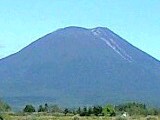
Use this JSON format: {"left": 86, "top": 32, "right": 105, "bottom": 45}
{"left": 91, "top": 28, "right": 133, "bottom": 62}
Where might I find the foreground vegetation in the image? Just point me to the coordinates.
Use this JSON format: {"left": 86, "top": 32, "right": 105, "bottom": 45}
{"left": 1, "top": 113, "right": 160, "bottom": 120}
{"left": 0, "top": 100, "right": 160, "bottom": 120}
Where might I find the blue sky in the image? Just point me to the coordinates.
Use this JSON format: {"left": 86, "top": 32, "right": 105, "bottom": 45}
{"left": 0, "top": 0, "right": 160, "bottom": 60}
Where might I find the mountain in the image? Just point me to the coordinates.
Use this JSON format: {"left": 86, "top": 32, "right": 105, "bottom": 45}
{"left": 0, "top": 26, "right": 160, "bottom": 107}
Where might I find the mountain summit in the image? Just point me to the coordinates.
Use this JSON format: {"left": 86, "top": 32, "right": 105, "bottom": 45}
{"left": 0, "top": 26, "right": 160, "bottom": 107}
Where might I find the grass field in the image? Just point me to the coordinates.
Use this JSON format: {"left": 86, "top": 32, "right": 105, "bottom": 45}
{"left": 1, "top": 114, "right": 160, "bottom": 120}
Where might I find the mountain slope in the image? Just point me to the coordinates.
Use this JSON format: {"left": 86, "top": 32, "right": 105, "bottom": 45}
{"left": 0, "top": 26, "right": 160, "bottom": 107}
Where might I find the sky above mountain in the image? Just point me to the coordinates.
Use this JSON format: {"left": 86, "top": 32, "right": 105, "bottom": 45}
{"left": 0, "top": 0, "right": 160, "bottom": 60}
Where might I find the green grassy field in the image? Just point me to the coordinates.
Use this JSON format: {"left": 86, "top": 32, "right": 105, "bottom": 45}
{"left": 1, "top": 114, "right": 160, "bottom": 120}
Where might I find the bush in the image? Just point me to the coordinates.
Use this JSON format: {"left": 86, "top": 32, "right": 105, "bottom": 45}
{"left": 103, "top": 104, "right": 116, "bottom": 116}
{"left": 64, "top": 108, "right": 69, "bottom": 115}
{"left": 38, "top": 105, "right": 45, "bottom": 112}
{"left": 93, "top": 106, "right": 103, "bottom": 116}
{"left": 147, "top": 108, "right": 159, "bottom": 116}
{"left": 0, "top": 100, "right": 11, "bottom": 112}
{"left": 0, "top": 116, "right": 3, "bottom": 120}
{"left": 72, "top": 115, "right": 80, "bottom": 120}
{"left": 23, "top": 105, "right": 36, "bottom": 113}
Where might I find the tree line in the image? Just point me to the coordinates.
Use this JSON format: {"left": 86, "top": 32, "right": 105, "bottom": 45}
{"left": 22, "top": 102, "right": 160, "bottom": 117}
{"left": 0, "top": 100, "right": 159, "bottom": 117}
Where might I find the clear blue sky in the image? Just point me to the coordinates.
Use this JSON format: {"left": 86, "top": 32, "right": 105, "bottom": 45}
{"left": 0, "top": 0, "right": 160, "bottom": 60}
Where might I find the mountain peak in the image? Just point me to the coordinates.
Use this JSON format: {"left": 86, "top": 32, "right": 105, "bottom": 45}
{"left": 56, "top": 26, "right": 110, "bottom": 32}
{"left": 57, "top": 26, "right": 89, "bottom": 31}
{"left": 91, "top": 27, "right": 109, "bottom": 31}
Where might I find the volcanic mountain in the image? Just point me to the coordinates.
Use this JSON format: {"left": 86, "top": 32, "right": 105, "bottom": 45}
{"left": 0, "top": 27, "right": 160, "bottom": 107}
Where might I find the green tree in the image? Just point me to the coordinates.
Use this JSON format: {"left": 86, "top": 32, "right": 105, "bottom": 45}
{"left": 88, "top": 107, "right": 93, "bottom": 115}
{"left": 115, "top": 102, "right": 147, "bottom": 116}
{"left": 79, "top": 106, "right": 88, "bottom": 116}
{"left": 77, "top": 107, "right": 81, "bottom": 114}
{"left": 64, "top": 108, "right": 69, "bottom": 116}
{"left": 93, "top": 106, "right": 103, "bottom": 116}
{"left": 38, "top": 105, "right": 45, "bottom": 112}
{"left": 44, "top": 103, "right": 49, "bottom": 112}
{"left": 23, "top": 105, "right": 36, "bottom": 113}
{"left": 103, "top": 104, "right": 116, "bottom": 116}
